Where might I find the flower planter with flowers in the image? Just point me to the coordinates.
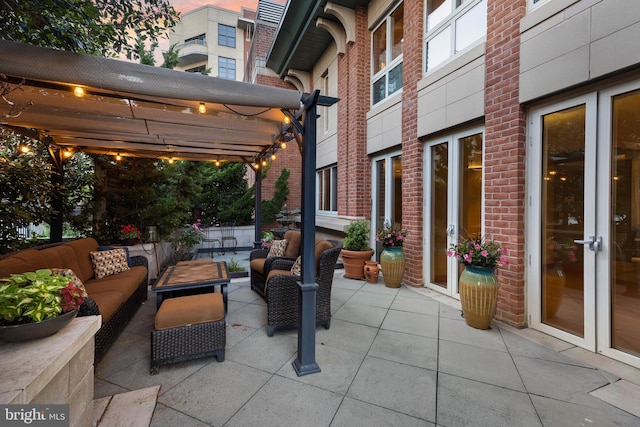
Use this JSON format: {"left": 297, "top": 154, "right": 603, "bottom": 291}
{"left": 0, "top": 269, "right": 85, "bottom": 341}
{"left": 447, "top": 236, "right": 508, "bottom": 329}
{"left": 120, "top": 224, "right": 142, "bottom": 246}
{"left": 376, "top": 222, "right": 409, "bottom": 288}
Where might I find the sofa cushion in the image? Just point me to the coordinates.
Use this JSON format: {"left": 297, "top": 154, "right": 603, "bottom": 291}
{"left": 264, "top": 269, "right": 292, "bottom": 296}
{"left": 249, "top": 258, "right": 267, "bottom": 275}
{"left": 315, "top": 239, "right": 333, "bottom": 271}
{"left": 89, "top": 290, "right": 126, "bottom": 322}
{"left": 155, "top": 293, "right": 224, "bottom": 330}
{"left": 290, "top": 256, "right": 301, "bottom": 276}
{"left": 0, "top": 257, "right": 33, "bottom": 278}
{"left": 40, "top": 245, "right": 83, "bottom": 274}
{"left": 64, "top": 238, "right": 99, "bottom": 282}
{"left": 283, "top": 230, "right": 301, "bottom": 258}
{"left": 11, "top": 250, "right": 48, "bottom": 271}
{"left": 84, "top": 266, "right": 147, "bottom": 300}
{"left": 51, "top": 268, "right": 88, "bottom": 298}
{"left": 267, "top": 239, "right": 287, "bottom": 258}
{"left": 90, "top": 249, "right": 130, "bottom": 279}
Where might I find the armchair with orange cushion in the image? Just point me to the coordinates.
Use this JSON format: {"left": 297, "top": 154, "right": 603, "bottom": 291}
{"left": 249, "top": 230, "right": 301, "bottom": 299}
{"left": 264, "top": 238, "right": 342, "bottom": 336}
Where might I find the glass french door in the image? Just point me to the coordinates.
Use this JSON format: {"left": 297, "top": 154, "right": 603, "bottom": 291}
{"left": 530, "top": 84, "right": 640, "bottom": 367}
{"left": 372, "top": 152, "right": 402, "bottom": 259}
{"left": 424, "top": 128, "right": 483, "bottom": 296}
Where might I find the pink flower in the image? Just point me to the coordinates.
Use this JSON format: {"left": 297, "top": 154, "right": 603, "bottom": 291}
{"left": 481, "top": 250, "right": 488, "bottom": 257}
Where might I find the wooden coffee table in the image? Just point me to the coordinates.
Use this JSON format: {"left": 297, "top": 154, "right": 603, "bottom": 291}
{"left": 152, "top": 259, "right": 230, "bottom": 323}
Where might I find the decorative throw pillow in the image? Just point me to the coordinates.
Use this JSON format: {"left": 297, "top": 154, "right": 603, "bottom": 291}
{"left": 267, "top": 239, "right": 288, "bottom": 258}
{"left": 290, "top": 256, "right": 302, "bottom": 276}
{"left": 90, "top": 248, "right": 130, "bottom": 279}
{"left": 98, "top": 245, "right": 132, "bottom": 267}
{"left": 50, "top": 268, "right": 88, "bottom": 298}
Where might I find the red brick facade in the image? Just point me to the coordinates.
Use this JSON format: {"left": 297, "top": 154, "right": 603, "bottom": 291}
{"left": 337, "top": 6, "right": 371, "bottom": 218}
{"left": 401, "top": 0, "right": 425, "bottom": 287}
{"left": 484, "top": 0, "right": 527, "bottom": 326}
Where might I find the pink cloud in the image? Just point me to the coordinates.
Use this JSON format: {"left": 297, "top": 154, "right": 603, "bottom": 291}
{"left": 171, "top": 0, "right": 259, "bottom": 13}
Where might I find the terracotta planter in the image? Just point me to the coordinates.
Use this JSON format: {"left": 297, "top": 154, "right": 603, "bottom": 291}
{"left": 459, "top": 266, "right": 498, "bottom": 329}
{"left": 364, "top": 261, "right": 380, "bottom": 284}
{"left": 380, "top": 246, "right": 405, "bottom": 288}
{"left": 341, "top": 249, "right": 374, "bottom": 279}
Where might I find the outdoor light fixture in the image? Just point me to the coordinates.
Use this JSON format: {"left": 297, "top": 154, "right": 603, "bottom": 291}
{"left": 63, "top": 148, "right": 73, "bottom": 158}
{"left": 283, "top": 115, "right": 290, "bottom": 124}
{"left": 198, "top": 103, "right": 206, "bottom": 114}
{"left": 20, "top": 145, "right": 30, "bottom": 153}
{"left": 115, "top": 152, "right": 121, "bottom": 161}
{"left": 271, "top": 153, "right": 276, "bottom": 161}
{"left": 262, "top": 159, "right": 267, "bottom": 167}
{"left": 73, "top": 86, "right": 85, "bottom": 97}
{"left": 280, "top": 141, "right": 287, "bottom": 150}
{"left": 168, "top": 156, "right": 174, "bottom": 164}
{"left": 215, "top": 159, "right": 220, "bottom": 167}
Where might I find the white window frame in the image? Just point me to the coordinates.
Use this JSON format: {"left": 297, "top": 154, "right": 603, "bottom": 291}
{"left": 424, "top": 0, "right": 487, "bottom": 73}
{"left": 371, "top": 2, "right": 403, "bottom": 106}
{"left": 317, "top": 165, "right": 338, "bottom": 214}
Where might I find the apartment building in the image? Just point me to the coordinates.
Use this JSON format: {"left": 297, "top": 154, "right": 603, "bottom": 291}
{"left": 255, "top": 0, "right": 640, "bottom": 369}
{"left": 169, "top": 5, "right": 255, "bottom": 79}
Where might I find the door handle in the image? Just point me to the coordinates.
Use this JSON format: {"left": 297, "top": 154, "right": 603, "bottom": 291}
{"left": 574, "top": 235, "right": 603, "bottom": 256}
{"left": 446, "top": 225, "right": 454, "bottom": 237}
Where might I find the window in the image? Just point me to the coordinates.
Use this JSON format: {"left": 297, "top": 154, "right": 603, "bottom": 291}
{"left": 186, "top": 65, "right": 206, "bottom": 73}
{"left": 425, "top": 0, "right": 486, "bottom": 72}
{"left": 372, "top": 3, "right": 403, "bottom": 105}
{"left": 185, "top": 34, "right": 206, "bottom": 45}
{"left": 317, "top": 166, "right": 338, "bottom": 212}
{"left": 218, "top": 24, "right": 236, "bottom": 48}
{"left": 218, "top": 57, "right": 236, "bottom": 80}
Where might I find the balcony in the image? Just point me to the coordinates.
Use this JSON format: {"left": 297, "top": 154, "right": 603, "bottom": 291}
{"left": 175, "top": 39, "right": 208, "bottom": 66}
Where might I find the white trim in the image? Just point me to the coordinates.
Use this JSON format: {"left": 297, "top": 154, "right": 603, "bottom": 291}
{"left": 422, "top": 125, "right": 485, "bottom": 297}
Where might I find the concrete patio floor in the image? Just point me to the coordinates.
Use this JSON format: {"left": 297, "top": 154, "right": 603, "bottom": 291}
{"left": 94, "top": 252, "right": 640, "bottom": 426}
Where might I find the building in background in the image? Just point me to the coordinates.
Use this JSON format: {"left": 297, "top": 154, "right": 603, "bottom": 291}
{"left": 169, "top": 5, "right": 256, "bottom": 80}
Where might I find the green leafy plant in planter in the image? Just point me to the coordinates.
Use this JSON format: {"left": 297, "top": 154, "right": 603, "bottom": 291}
{"left": 341, "top": 219, "right": 375, "bottom": 279}
{"left": 0, "top": 269, "right": 85, "bottom": 325}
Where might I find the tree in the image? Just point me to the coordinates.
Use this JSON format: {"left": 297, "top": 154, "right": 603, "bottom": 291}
{"left": 0, "top": 132, "right": 54, "bottom": 253}
{"left": 261, "top": 168, "right": 290, "bottom": 225}
{"left": 162, "top": 44, "right": 180, "bottom": 69}
{"left": 0, "top": 0, "right": 179, "bottom": 59}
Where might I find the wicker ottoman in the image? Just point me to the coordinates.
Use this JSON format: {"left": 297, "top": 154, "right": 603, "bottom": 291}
{"left": 151, "top": 293, "right": 225, "bottom": 375}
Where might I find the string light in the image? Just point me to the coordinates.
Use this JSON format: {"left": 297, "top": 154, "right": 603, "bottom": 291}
{"left": 283, "top": 115, "right": 290, "bottom": 124}
{"left": 215, "top": 159, "right": 220, "bottom": 167}
{"left": 262, "top": 159, "right": 267, "bottom": 167}
{"left": 198, "top": 103, "right": 206, "bottom": 114}
{"left": 271, "top": 153, "right": 276, "bottom": 161}
{"left": 168, "top": 156, "right": 174, "bottom": 164}
{"left": 20, "top": 145, "right": 30, "bottom": 153}
{"left": 115, "top": 152, "right": 121, "bottom": 161}
{"left": 63, "top": 148, "right": 72, "bottom": 158}
{"left": 73, "top": 86, "right": 85, "bottom": 97}
{"left": 280, "top": 141, "right": 287, "bottom": 150}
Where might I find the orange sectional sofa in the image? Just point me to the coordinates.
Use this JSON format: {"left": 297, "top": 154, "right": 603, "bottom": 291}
{"left": 0, "top": 238, "right": 148, "bottom": 361}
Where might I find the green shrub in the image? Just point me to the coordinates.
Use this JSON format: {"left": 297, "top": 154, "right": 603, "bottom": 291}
{"left": 343, "top": 219, "right": 371, "bottom": 251}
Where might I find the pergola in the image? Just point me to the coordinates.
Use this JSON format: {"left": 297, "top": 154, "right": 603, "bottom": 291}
{"left": 0, "top": 39, "right": 336, "bottom": 375}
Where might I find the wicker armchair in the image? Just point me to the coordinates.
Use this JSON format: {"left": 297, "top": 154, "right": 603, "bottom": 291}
{"left": 265, "top": 239, "right": 342, "bottom": 336}
{"left": 250, "top": 230, "right": 301, "bottom": 299}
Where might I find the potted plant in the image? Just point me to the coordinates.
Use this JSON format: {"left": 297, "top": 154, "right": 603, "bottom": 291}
{"left": 0, "top": 269, "right": 85, "bottom": 341}
{"left": 341, "top": 219, "right": 374, "bottom": 279}
{"left": 169, "top": 219, "right": 206, "bottom": 263}
{"left": 447, "top": 235, "right": 508, "bottom": 329}
{"left": 120, "top": 224, "right": 141, "bottom": 246}
{"left": 376, "top": 222, "right": 409, "bottom": 288}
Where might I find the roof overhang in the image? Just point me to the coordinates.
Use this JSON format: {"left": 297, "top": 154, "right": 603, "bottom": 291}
{"left": 266, "top": 0, "right": 368, "bottom": 78}
{"left": 0, "top": 40, "right": 303, "bottom": 163}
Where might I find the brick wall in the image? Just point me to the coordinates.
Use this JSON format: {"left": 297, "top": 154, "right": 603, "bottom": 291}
{"left": 337, "top": 6, "right": 371, "bottom": 218}
{"left": 401, "top": 0, "right": 425, "bottom": 287}
{"left": 484, "top": 0, "right": 527, "bottom": 327}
